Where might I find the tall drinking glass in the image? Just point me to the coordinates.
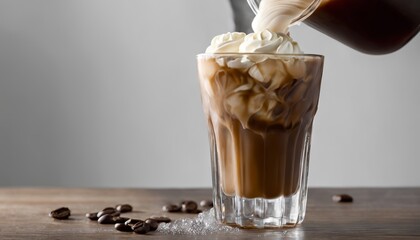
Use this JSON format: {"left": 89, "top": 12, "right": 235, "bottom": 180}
{"left": 197, "top": 53, "right": 324, "bottom": 228}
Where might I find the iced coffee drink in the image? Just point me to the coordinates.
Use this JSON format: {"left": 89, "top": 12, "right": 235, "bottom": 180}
{"left": 198, "top": 30, "right": 323, "bottom": 228}
{"left": 198, "top": 0, "right": 324, "bottom": 228}
{"left": 199, "top": 53, "right": 322, "bottom": 199}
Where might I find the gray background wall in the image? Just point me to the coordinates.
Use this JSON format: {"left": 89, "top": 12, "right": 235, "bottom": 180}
{"left": 0, "top": 0, "right": 419, "bottom": 188}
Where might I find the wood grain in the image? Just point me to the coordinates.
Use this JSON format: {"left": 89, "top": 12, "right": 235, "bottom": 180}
{"left": 0, "top": 188, "right": 419, "bottom": 239}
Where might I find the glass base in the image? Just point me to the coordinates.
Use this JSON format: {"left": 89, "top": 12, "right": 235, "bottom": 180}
{"left": 214, "top": 191, "right": 307, "bottom": 229}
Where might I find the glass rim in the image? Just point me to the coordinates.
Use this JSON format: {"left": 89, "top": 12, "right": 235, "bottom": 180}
{"left": 197, "top": 52, "right": 324, "bottom": 59}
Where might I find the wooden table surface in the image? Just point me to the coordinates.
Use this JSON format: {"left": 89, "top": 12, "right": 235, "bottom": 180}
{"left": 0, "top": 188, "right": 419, "bottom": 239}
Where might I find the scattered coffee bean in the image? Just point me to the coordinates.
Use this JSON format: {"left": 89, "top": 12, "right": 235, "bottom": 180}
{"left": 162, "top": 204, "right": 181, "bottom": 213}
{"left": 115, "top": 223, "right": 133, "bottom": 232}
{"left": 102, "top": 207, "right": 116, "bottom": 212}
{"left": 148, "top": 216, "right": 171, "bottom": 223}
{"left": 49, "top": 207, "right": 71, "bottom": 220}
{"left": 145, "top": 219, "right": 159, "bottom": 231}
{"left": 98, "top": 214, "right": 117, "bottom": 224}
{"left": 332, "top": 194, "right": 354, "bottom": 203}
{"left": 97, "top": 211, "right": 109, "bottom": 218}
{"left": 192, "top": 209, "right": 202, "bottom": 214}
{"left": 111, "top": 211, "right": 120, "bottom": 217}
{"left": 125, "top": 218, "right": 143, "bottom": 227}
{"left": 97, "top": 209, "right": 119, "bottom": 218}
{"left": 115, "top": 204, "right": 133, "bottom": 213}
{"left": 85, "top": 212, "right": 99, "bottom": 221}
{"left": 113, "top": 217, "right": 130, "bottom": 224}
{"left": 181, "top": 201, "right": 198, "bottom": 213}
{"left": 200, "top": 200, "right": 213, "bottom": 208}
{"left": 132, "top": 222, "right": 150, "bottom": 234}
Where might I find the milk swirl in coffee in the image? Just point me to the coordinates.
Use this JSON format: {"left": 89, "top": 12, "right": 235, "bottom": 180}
{"left": 200, "top": 0, "right": 322, "bottom": 199}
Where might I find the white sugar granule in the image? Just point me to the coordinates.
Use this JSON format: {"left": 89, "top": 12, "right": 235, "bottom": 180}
{"left": 156, "top": 208, "right": 240, "bottom": 235}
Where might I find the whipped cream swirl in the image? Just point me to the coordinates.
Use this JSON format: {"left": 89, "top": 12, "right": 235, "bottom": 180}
{"left": 240, "top": 30, "right": 301, "bottom": 53}
{"left": 205, "top": 32, "right": 246, "bottom": 53}
{"left": 252, "top": 0, "right": 316, "bottom": 33}
{"left": 205, "top": 30, "right": 302, "bottom": 54}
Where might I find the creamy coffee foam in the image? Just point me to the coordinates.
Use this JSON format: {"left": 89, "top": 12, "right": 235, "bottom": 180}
{"left": 206, "top": 0, "right": 317, "bottom": 54}
{"left": 205, "top": 0, "right": 305, "bottom": 54}
{"left": 205, "top": 32, "right": 246, "bottom": 54}
{"left": 240, "top": 30, "right": 301, "bottom": 53}
{"left": 206, "top": 30, "right": 301, "bottom": 54}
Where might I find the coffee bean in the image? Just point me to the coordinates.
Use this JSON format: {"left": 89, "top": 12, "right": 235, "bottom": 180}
{"left": 200, "top": 200, "right": 213, "bottom": 208}
{"left": 97, "top": 211, "right": 110, "bottom": 218}
{"left": 113, "top": 217, "right": 130, "bottom": 224}
{"left": 97, "top": 209, "right": 119, "bottom": 218}
{"left": 98, "top": 214, "right": 116, "bottom": 224}
{"left": 85, "top": 212, "right": 99, "bottom": 221}
{"left": 162, "top": 204, "right": 181, "bottom": 213}
{"left": 125, "top": 218, "right": 143, "bottom": 227}
{"left": 49, "top": 207, "right": 71, "bottom": 220}
{"left": 102, "top": 207, "right": 116, "bottom": 212}
{"left": 145, "top": 219, "right": 159, "bottom": 231}
{"left": 332, "top": 194, "right": 354, "bottom": 203}
{"left": 115, "top": 204, "right": 133, "bottom": 213}
{"left": 191, "top": 209, "right": 202, "bottom": 214}
{"left": 148, "top": 216, "right": 171, "bottom": 223}
{"left": 115, "top": 223, "right": 133, "bottom": 232}
{"left": 181, "top": 201, "right": 198, "bottom": 213}
{"left": 132, "top": 222, "right": 150, "bottom": 234}
{"left": 111, "top": 211, "right": 120, "bottom": 217}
